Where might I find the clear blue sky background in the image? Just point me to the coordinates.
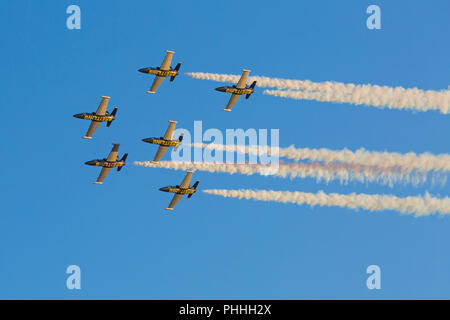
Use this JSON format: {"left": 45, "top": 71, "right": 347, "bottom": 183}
{"left": 1, "top": 0, "right": 449, "bottom": 299}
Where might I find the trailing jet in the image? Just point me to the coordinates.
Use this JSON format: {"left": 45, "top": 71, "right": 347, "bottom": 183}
{"left": 159, "top": 170, "right": 200, "bottom": 210}
{"left": 138, "top": 50, "right": 181, "bottom": 94}
{"left": 215, "top": 69, "right": 257, "bottom": 111}
{"left": 142, "top": 120, "right": 184, "bottom": 163}
{"left": 85, "top": 143, "right": 128, "bottom": 184}
{"left": 73, "top": 96, "right": 118, "bottom": 139}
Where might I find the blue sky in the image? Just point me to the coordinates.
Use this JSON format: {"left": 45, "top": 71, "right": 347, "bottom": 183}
{"left": 1, "top": 0, "right": 449, "bottom": 299}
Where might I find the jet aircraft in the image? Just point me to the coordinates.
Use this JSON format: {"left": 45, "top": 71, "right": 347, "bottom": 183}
{"left": 159, "top": 170, "right": 200, "bottom": 210}
{"left": 142, "top": 120, "right": 184, "bottom": 163}
{"left": 73, "top": 96, "right": 118, "bottom": 139}
{"left": 138, "top": 50, "right": 181, "bottom": 94}
{"left": 215, "top": 69, "right": 257, "bottom": 111}
{"left": 85, "top": 143, "right": 128, "bottom": 184}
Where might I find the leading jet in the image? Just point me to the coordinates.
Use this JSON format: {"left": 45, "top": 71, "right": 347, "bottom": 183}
{"left": 85, "top": 143, "right": 128, "bottom": 184}
{"left": 142, "top": 120, "right": 184, "bottom": 163}
{"left": 73, "top": 96, "right": 118, "bottom": 139}
{"left": 215, "top": 69, "right": 257, "bottom": 111}
{"left": 138, "top": 50, "right": 181, "bottom": 94}
{"left": 159, "top": 170, "right": 200, "bottom": 210}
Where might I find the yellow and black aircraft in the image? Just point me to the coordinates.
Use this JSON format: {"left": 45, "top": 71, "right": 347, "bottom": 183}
{"left": 73, "top": 96, "right": 118, "bottom": 139}
{"left": 215, "top": 69, "right": 257, "bottom": 111}
{"left": 159, "top": 170, "right": 200, "bottom": 210}
{"left": 138, "top": 50, "right": 181, "bottom": 94}
{"left": 142, "top": 120, "right": 184, "bottom": 163}
{"left": 85, "top": 143, "right": 128, "bottom": 184}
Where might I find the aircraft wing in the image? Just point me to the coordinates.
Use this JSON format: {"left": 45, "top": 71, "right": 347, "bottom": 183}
{"left": 180, "top": 170, "right": 193, "bottom": 189}
{"left": 83, "top": 121, "right": 101, "bottom": 139}
{"left": 223, "top": 94, "right": 241, "bottom": 111}
{"left": 153, "top": 145, "right": 169, "bottom": 162}
{"left": 95, "top": 96, "right": 110, "bottom": 115}
{"left": 163, "top": 121, "right": 177, "bottom": 140}
{"left": 166, "top": 193, "right": 183, "bottom": 210}
{"left": 160, "top": 50, "right": 174, "bottom": 70}
{"left": 94, "top": 167, "right": 111, "bottom": 184}
{"left": 148, "top": 76, "right": 165, "bottom": 94}
{"left": 236, "top": 70, "right": 250, "bottom": 89}
{"left": 106, "top": 143, "right": 120, "bottom": 162}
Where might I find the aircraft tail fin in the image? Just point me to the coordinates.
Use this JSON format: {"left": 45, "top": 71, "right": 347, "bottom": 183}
{"left": 170, "top": 63, "right": 182, "bottom": 82}
{"left": 173, "top": 133, "right": 184, "bottom": 152}
{"left": 117, "top": 153, "right": 128, "bottom": 172}
{"left": 188, "top": 180, "right": 200, "bottom": 198}
{"left": 246, "top": 81, "right": 257, "bottom": 99}
{"left": 107, "top": 107, "right": 118, "bottom": 127}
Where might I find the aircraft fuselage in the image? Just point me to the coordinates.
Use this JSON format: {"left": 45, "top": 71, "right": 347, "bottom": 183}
{"left": 159, "top": 186, "right": 196, "bottom": 195}
{"left": 215, "top": 86, "right": 254, "bottom": 95}
{"left": 138, "top": 67, "right": 178, "bottom": 77}
{"left": 73, "top": 112, "right": 115, "bottom": 122}
{"left": 85, "top": 159, "right": 126, "bottom": 168}
{"left": 142, "top": 137, "right": 180, "bottom": 147}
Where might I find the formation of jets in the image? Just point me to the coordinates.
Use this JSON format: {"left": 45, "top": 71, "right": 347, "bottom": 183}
{"left": 73, "top": 49, "right": 257, "bottom": 210}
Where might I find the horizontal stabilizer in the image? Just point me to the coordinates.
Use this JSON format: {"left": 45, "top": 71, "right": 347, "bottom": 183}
{"left": 107, "top": 107, "right": 118, "bottom": 127}
{"left": 170, "top": 63, "right": 182, "bottom": 82}
{"left": 246, "top": 81, "right": 257, "bottom": 99}
{"left": 118, "top": 153, "right": 128, "bottom": 171}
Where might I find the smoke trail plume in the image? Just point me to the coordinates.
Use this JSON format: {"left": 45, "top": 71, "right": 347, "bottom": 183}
{"left": 186, "top": 72, "right": 450, "bottom": 114}
{"left": 203, "top": 189, "right": 450, "bottom": 217}
{"left": 134, "top": 161, "right": 431, "bottom": 186}
{"left": 191, "top": 143, "right": 450, "bottom": 173}
{"left": 264, "top": 89, "right": 450, "bottom": 114}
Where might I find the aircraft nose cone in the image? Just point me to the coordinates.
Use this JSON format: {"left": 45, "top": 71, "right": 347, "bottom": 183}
{"left": 159, "top": 187, "right": 169, "bottom": 192}
{"left": 85, "top": 160, "right": 96, "bottom": 166}
{"left": 142, "top": 138, "right": 151, "bottom": 143}
{"left": 138, "top": 68, "right": 148, "bottom": 73}
{"left": 215, "top": 87, "right": 225, "bottom": 92}
{"left": 73, "top": 113, "right": 83, "bottom": 119}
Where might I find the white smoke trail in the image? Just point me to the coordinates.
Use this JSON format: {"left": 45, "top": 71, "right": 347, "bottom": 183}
{"left": 134, "top": 161, "right": 429, "bottom": 186}
{"left": 190, "top": 143, "right": 450, "bottom": 173}
{"left": 186, "top": 72, "right": 450, "bottom": 114}
{"left": 263, "top": 89, "right": 450, "bottom": 113}
{"left": 203, "top": 189, "right": 450, "bottom": 217}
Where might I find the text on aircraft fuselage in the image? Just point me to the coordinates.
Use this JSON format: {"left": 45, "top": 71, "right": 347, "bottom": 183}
{"left": 215, "top": 86, "right": 254, "bottom": 95}
{"left": 142, "top": 137, "right": 180, "bottom": 147}
{"left": 85, "top": 159, "right": 125, "bottom": 168}
{"left": 139, "top": 68, "right": 178, "bottom": 77}
{"left": 74, "top": 113, "right": 115, "bottom": 122}
{"left": 159, "top": 186, "right": 196, "bottom": 195}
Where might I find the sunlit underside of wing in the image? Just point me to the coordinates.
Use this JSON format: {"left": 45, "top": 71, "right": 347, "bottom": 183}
{"left": 147, "top": 76, "right": 165, "bottom": 94}
{"left": 236, "top": 70, "right": 250, "bottom": 89}
{"left": 94, "top": 167, "right": 111, "bottom": 184}
{"left": 96, "top": 96, "right": 110, "bottom": 115}
{"left": 153, "top": 145, "right": 169, "bottom": 162}
{"left": 223, "top": 94, "right": 241, "bottom": 111}
{"left": 163, "top": 121, "right": 177, "bottom": 140}
{"left": 180, "top": 171, "right": 193, "bottom": 189}
{"left": 106, "top": 144, "right": 120, "bottom": 162}
{"left": 166, "top": 193, "right": 183, "bottom": 210}
{"left": 83, "top": 121, "right": 101, "bottom": 139}
{"left": 160, "top": 51, "right": 174, "bottom": 70}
